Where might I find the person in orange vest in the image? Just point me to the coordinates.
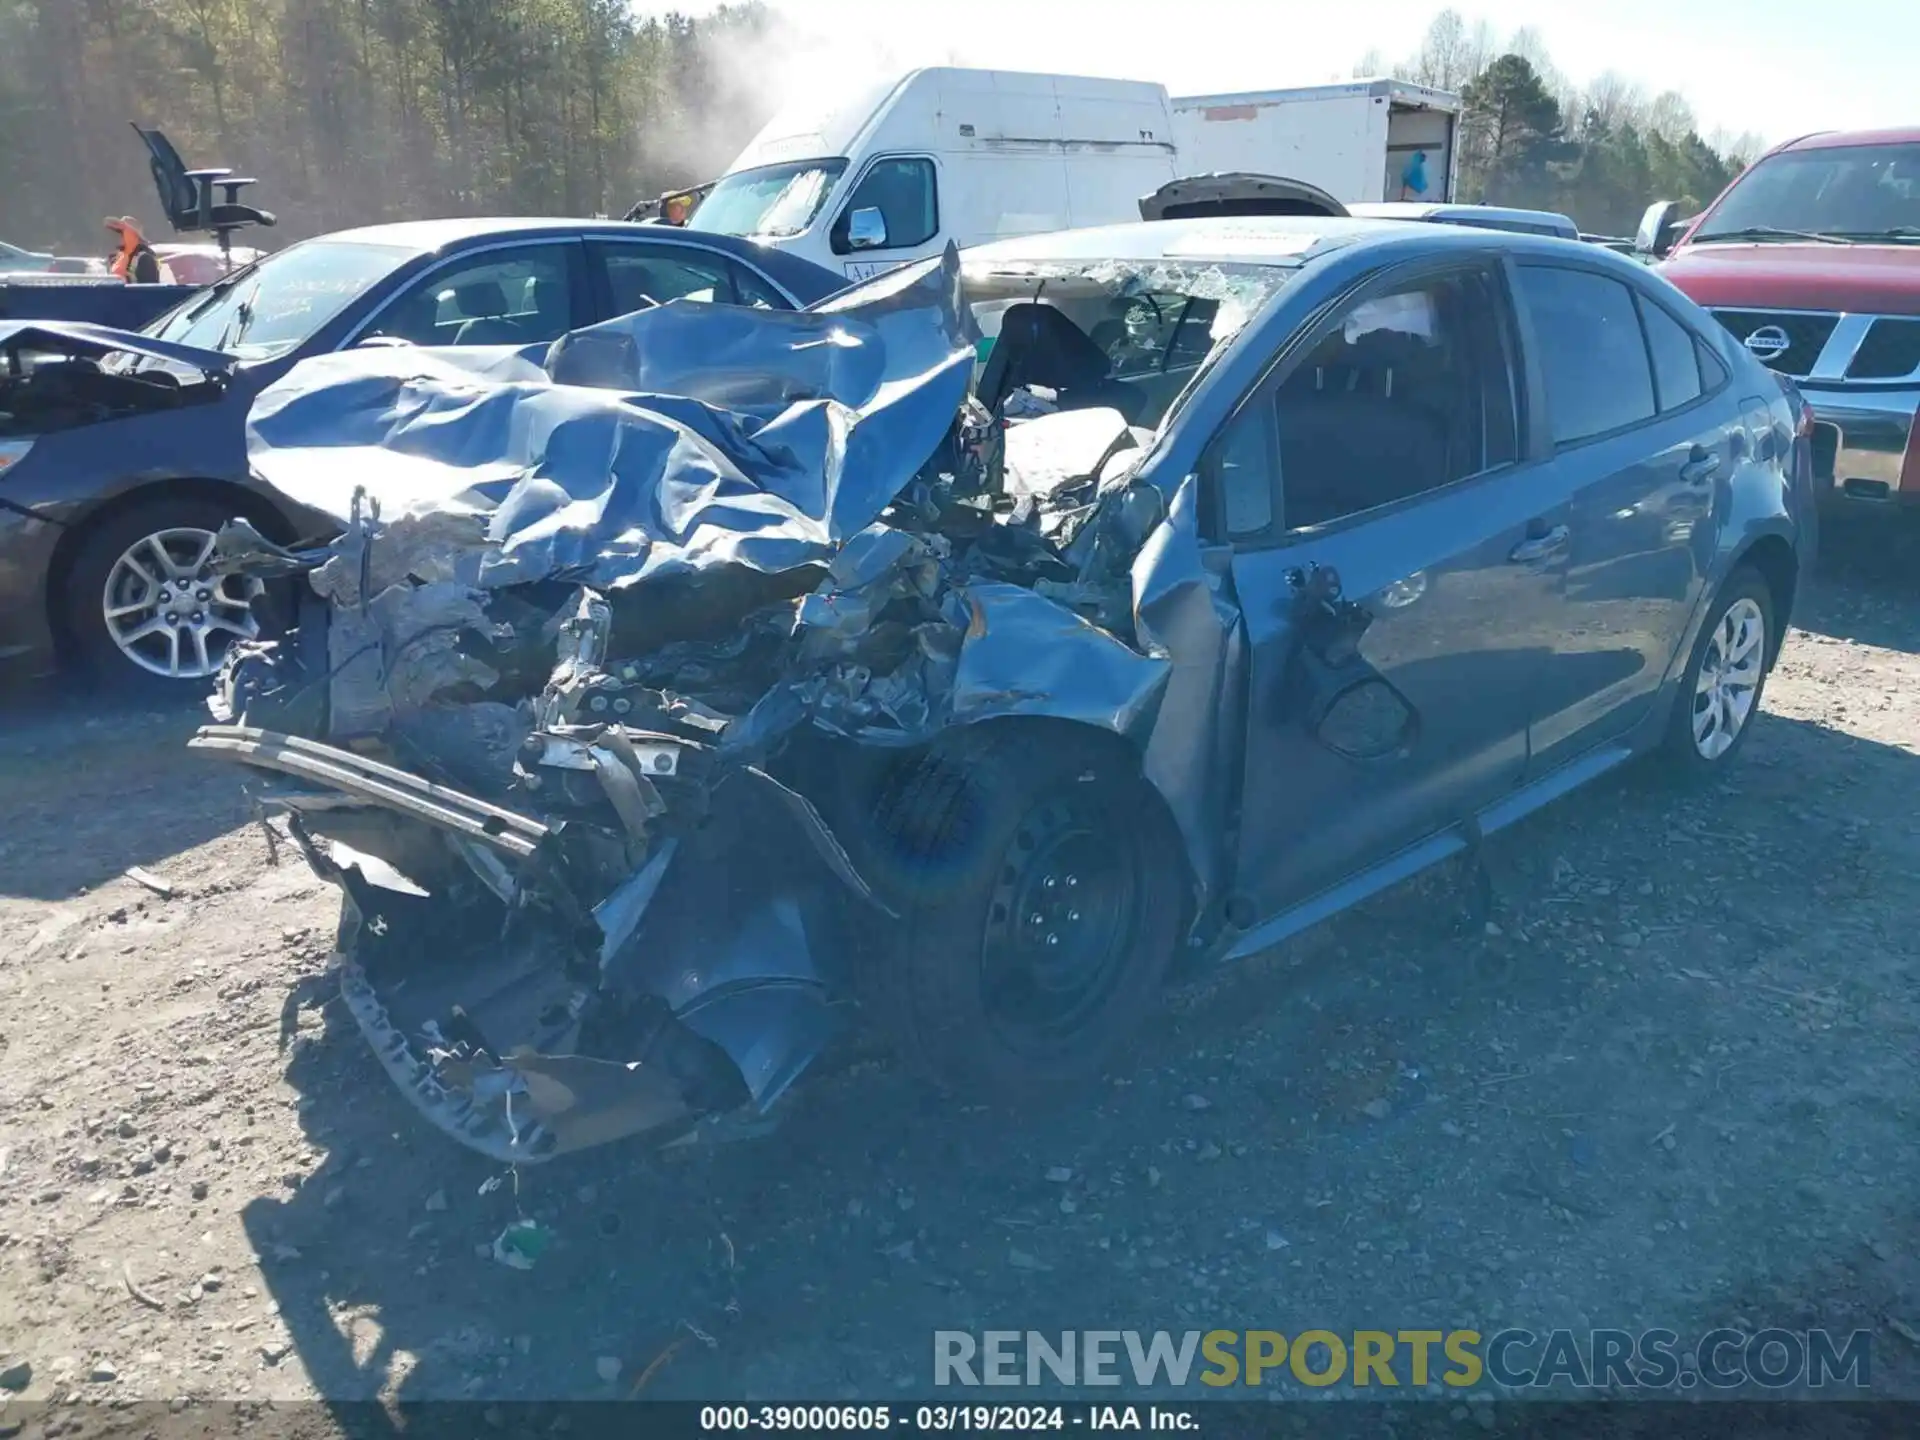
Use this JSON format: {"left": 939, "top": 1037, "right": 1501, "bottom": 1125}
{"left": 104, "top": 216, "right": 165, "bottom": 283}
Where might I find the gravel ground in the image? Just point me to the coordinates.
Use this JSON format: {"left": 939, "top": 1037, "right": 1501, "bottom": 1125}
{"left": 2, "top": 515, "right": 1918, "bottom": 1427}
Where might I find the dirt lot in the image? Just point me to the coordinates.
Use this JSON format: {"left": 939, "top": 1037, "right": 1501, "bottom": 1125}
{"left": 2, "top": 516, "right": 1918, "bottom": 1424}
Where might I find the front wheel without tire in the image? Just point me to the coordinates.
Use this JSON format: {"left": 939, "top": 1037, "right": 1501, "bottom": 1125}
{"left": 60, "top": 497, "right": 267, "bottom": 694}
{"left": 864, "top": 730, "right": 1188, "bottom": 1098}
{"left": 1659, "top": 566, "right": 1775, "bottom": 778}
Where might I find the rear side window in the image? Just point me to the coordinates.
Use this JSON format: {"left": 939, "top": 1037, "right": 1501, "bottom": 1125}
{"left": 1516, "top": 266, "right": 1656, "bottom": 446}
{"left": 1638, "top": 296, "right": 1704, "bottom": 411}
{"left": 1698, "top": 339, "right": 1730, "bottom": 390}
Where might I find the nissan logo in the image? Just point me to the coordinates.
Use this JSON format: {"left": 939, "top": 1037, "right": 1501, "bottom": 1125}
{"left": 1743, "top": 325, "right": 1793, "bottom": 363}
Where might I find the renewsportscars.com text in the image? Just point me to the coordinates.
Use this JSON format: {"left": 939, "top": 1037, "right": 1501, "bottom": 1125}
{"left": 933, "top": 1328, "right": 1872, "bottom": 1391}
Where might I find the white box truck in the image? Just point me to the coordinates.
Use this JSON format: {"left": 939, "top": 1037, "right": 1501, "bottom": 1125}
{"left": 682, "top": 67, "right": 1462, "bottom": 281}
{"left": 1168, "top": 79, "right": 1461, "bottom": 209}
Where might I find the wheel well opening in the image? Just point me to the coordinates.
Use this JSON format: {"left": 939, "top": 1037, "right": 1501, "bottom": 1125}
{"left": 42, "top": 480, "right": 294, "bottom": 650}
{"left": 873, "top": 716, "right": 1197, "bottom": 913}
{"left": 1738, "top": 535, "right": 1797, "bottom": 663}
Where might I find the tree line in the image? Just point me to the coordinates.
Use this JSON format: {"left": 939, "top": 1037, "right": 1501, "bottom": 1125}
{"left": 1359, "top": 9, "right": 1766, "bottom": 235}
{"left": 0, "top": 0, "right": 782, "bottom": 251}
{"left": 0, "top": 0, "right": 1757, "bottom": 254}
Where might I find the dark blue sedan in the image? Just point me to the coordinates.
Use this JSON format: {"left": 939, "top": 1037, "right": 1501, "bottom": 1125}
{"left": 0, "top": 218, "right": 844, "bottom": 691}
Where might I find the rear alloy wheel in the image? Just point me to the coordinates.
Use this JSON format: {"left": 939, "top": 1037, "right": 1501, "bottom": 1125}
{"left": 1690, "top": 596, "right": 1767, "bottom": 760}
{"left": 1660, "top": 566, "right": 1775, "bottom": 778}
{"left": 63, "top": 498, "right": 267, "bottom": 693}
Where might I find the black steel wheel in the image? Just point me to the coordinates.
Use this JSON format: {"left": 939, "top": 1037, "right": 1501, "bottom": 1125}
{"left": 862, "top": 726, "right": 1187, "bottom": 1097}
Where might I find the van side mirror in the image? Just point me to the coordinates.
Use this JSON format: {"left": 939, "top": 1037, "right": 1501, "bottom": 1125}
{"left": 846, "top": 207, "right": 889, "bottom": 251}
{"left": 1635, "top": 201, "right": 1683, "bottom": 259}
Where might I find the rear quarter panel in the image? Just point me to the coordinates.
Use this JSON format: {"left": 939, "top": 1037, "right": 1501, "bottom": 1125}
{"left": 1658, "top": 336, "right": 1807, "bottom": 686}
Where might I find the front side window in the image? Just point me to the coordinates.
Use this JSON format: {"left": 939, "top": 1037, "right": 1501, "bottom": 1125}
{"left": 691, "top": 159, "right": 849, "bottom": 240}
{"left": 1515, "top": 266, "right": 1657, "bottom": 447}
{"left": 364, "top": 245, "right": 574, "bottom": 348}
{"left": 1268, "top": 265, "right": 1520, "bottom": 530}
{"left": 831, "top": 157, "right": 938, "bottom": 255}
{"left": 1691, "top": 142, "right": 1920, "bottom": 244}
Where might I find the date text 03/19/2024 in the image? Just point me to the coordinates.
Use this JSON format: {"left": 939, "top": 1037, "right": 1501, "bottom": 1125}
{"left": 697, "top": 1404, "right": 1200, "bottom": 1432}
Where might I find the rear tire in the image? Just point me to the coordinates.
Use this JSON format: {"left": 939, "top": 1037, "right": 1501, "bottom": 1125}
{"left": 862, "top": 728, "right": 1187, "bottom": 1098}
{"left": 60, "top": 496, "right": 268, "bottom": 698}
{"left": 1657, "top": 565, "right": 1775, "bottom": 780}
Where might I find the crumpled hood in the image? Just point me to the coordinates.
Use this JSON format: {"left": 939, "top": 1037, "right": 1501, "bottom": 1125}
{"left": 244, "top": 248, "right": 979, "bottom": 592}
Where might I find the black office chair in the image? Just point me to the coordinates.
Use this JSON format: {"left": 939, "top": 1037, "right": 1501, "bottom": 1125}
{"left": 131, "top": 123, "right": 276, "bottom": 271}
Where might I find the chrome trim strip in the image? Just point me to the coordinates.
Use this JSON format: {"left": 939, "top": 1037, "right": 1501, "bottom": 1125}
{"left": 1809, "top": 313, "right": 1875, "bottom": 381}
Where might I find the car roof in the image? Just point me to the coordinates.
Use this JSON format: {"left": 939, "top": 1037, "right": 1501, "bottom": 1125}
{"left": 309, "top": 217, "right": 847, "bottom": 304}
{"left": 963, "top": 213, "right": 1588, "bottom": 268}
{"left": 1351, "top": 201, "right": 1579, "bottom": 232}
{"left": 1778, "top": 127, "right": 1920, "bottom": 152}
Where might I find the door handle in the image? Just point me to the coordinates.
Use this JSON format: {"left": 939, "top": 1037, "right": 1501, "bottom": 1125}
{"left": 1508, "top": 523, "right": 1570, "bottom": 564}
{"left": 1681, "top": 445, "right": 1722, "bottom": 484}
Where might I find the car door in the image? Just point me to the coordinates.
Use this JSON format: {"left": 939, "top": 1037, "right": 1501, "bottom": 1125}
{"left": 355, "top": 241, "right": 589, "bottom": 349}
{"left": 1510, "top": 264, "right": 1733, "bottom": 773}
{"left": 1217, "top": 257, "right": 1569, "bottom": 916}
{"left": 585, "top": 239, "right": 790, "bottom": 320}
{"left": 826, "top": 154, "right": 942, "bottom": 282}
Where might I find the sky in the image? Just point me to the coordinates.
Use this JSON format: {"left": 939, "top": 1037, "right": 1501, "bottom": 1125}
{"left": 678, "top": 0, "right": 1916, "bottom": 150}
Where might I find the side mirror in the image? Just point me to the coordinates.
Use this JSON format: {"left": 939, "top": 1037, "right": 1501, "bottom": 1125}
{"left": 1635, "top": 200, "right": 1683, "bottom": 259}
{"left": 846, "top": 207, "right": 889, "bottom": 251}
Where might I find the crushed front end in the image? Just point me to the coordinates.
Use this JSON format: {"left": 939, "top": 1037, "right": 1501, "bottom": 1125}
{"left": 193, "top": 245, "right": 1277, "bottom": 1162}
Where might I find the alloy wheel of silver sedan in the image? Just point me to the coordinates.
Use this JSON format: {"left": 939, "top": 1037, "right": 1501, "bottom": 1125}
{"left": 101, "top": 527, "right": 263, "bottom": 680}
{"left": 1690, "top": 595, "right": 1766, "bottom": 761}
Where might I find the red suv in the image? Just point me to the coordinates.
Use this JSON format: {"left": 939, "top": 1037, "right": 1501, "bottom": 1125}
{"left": 1637, "top": 127, "right": 1920, "bottom": 508}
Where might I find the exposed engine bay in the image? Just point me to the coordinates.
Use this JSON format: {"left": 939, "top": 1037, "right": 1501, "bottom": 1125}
{"left": 193, "top": 245, "right": 1291, "bottom": 1162}
{"left": 0, "top": 323, "right": 226, "bottom": 438}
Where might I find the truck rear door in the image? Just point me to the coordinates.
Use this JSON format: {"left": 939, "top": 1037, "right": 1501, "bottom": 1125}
{"left": 1385, "top": 101, "right": 1455, "bottom": 203}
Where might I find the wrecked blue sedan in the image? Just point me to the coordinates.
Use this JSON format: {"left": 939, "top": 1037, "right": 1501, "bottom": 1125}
{"left": 191, "top": 217, "right": 1817, "bottom": 1162}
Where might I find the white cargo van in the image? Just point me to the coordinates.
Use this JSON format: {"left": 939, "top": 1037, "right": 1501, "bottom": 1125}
{"left": 1169, "top": 79, "right": 1461, "bottom": 206}
{"left": 687, "top": 69, "right": 1181, "bottom": 281}
{"left": 685, "top": 68, "right": 1462, "bottom": 280}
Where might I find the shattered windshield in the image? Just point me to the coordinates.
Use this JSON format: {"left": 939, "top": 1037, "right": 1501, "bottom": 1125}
{"left": 144, "top": 238, "right": 414, "bottom": 360}
{"left": 691, "top": 158, "right": 850, "bottom": 239}
{"left": 1692, "top": 142, "right": 1920, "bottom": 243}
{"left": 954, "top": 256, "right": 1295, "bottom": 431}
